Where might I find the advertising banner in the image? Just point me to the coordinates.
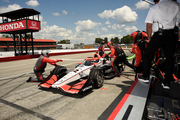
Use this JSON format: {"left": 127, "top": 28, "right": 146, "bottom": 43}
{"left": 0, "top": 20, "right": 40, "bottom": 33}
{"left": 27, "top": 20, "right": 40, "bottom": 30}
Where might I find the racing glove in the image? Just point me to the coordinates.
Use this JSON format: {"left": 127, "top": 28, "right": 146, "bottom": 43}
{"left": 56, "top": 59, "right": 63, "bottom": 62}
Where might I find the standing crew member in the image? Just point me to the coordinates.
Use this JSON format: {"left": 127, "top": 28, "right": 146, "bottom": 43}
{"left": 27, "top": 50, "right": 63, "bottom": 82}
{"left": 130, "top": 30, "right": 149, "bottom": 73}
{"left": 106, "top": 41, "right": 134, "bottom": 77}
{"left": 138, "top": 0, "right": 180, "bottom": 90}
{"left": 98, "top": 41, "right": 105, "bottom": 57}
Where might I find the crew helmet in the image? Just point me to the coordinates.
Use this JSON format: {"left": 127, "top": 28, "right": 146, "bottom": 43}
{"left": 130, "top": 30, "right": 142, "bottom": 44}
{"left": 141, "top": 31, "right": 148, "bottom": 40}
{"left": 41, "top": 50, "right": 49, "bottom": 57}
{"left": 107, "top": 41, "right": 113, "bottom": 48}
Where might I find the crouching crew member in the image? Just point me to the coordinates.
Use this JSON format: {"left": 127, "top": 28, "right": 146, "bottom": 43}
{"left": 27, "top": 50, "right": 63, "bottom": 82}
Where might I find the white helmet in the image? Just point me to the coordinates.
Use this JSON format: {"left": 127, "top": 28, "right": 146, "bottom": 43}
{"left": 41, "top": 50, "right": 49, "bottom": 57}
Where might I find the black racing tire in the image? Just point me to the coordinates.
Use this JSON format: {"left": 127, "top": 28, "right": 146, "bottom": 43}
{"left": 53, "top": 66, "right": 67, "bottom": 79}
{"left": 104, "top": 67, "right": 113, "bottom": 74}
{"left": 90, "top": 69, "right": 104, "bottom": 88}
{"left": 104, "top": 72, "right": 116, "bottom": 79}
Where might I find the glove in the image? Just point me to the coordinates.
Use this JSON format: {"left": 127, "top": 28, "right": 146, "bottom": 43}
{"left": 57, "top": 59, "right": 63, "bottom": 62}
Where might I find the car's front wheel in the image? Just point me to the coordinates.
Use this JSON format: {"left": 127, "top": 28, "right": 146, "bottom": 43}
{"left": 53, "top": 66, "right": 67, "bottom": 79}
{"left": 90, "top": 69, "right": 104, "bottom": 88}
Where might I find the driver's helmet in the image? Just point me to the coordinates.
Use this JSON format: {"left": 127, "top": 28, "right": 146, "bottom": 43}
{"left": 130, "top": 30, "right": 142, "bottom": 44}
{"left": 107, "top": 41, "right": 113, "bottom": 48}
{"left": 41, "top": 50, "right": 49, "bottom": 57}
{"left": 141, "top": 31, "right": 148, "bottom": 40}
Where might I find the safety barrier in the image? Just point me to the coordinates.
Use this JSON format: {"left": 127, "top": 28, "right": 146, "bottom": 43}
{"left": 0, "top": 54, "right": 40, "bottom": 62}
{"left": 0, "top": 48, "right": 131, "bottom": 62}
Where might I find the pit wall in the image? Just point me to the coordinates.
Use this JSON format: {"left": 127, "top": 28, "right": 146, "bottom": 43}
{"left": 0, "top": 48, "right": 131, "bottom": 62}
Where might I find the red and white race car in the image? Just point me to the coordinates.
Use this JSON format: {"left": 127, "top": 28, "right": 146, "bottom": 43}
{"left": 39, "top": 55, "right": 114, "bottom": 94}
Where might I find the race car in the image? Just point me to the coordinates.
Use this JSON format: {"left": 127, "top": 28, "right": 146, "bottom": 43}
{"left": 39, "top": 56, "right": 112, "bottom": 94}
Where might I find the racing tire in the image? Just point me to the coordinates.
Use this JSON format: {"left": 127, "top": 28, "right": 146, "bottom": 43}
{"left": 90, "top": 69, "right": 104, "bottom": 89}
{"left": 104, "top": 67, "right": 113, "bottom": 74}
{"left": 53, "top": 66, "right": 67, "bottom": 80}
{"left": 104, "top": 67, "right": 116, "bottom": 79}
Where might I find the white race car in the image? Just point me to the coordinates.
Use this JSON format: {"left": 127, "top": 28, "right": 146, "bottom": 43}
{"left": 39, "top": 56, "right": 112, "bottom": 94}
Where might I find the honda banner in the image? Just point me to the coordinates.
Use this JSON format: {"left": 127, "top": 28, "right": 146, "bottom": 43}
{"left": 27, "top": 20, "right": 40, "bottom": 30}
{"left": 0, "top": 20, "right": 40, "bottom": 33}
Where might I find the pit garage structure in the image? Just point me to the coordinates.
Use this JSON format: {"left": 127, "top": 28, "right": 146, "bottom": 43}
{"left": 0, "top": 8, "right": 41, "bottom": 56}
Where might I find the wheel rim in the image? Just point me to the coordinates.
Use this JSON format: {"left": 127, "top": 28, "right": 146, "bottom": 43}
{"left": 97, "top": 71, "right": 104, "bottom": 84}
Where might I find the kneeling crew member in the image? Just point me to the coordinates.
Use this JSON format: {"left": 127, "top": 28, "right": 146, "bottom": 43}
{"left": 28, "top": 50, "right": 63, "bottom": 82}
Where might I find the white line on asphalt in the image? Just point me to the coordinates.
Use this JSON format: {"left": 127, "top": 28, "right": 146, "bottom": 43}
{"left": 0, "top": 62, "right": 77, "bottom": 80}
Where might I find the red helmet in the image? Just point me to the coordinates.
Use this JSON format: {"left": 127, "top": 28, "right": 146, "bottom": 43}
{"left": 130, "top": 30, "right": 142, "bottom": 44}
{"left": 141, "top": 31, "right": 148, "bottom": 40}
{"left": 107, "top": 41, "right": 113, "bottom": 48}
{"left": 101, "top": 41, "right": 105, "bottom": 44}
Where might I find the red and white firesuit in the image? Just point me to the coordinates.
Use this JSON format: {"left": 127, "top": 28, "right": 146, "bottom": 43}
{"left": 34, "top": 54, "right": 62, "bottom": 81}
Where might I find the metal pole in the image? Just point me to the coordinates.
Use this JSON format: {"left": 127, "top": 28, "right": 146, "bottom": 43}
{"left": 13, "top": 33, "right": 17, "bottom": 56}
{"left": 25, "top": 33, "right": 28, "bottom": 54}
{"left": 20, "top": 33, "right": 23, "bottom": 55}
{"left": 31, "top": 32, "right": 34, "bottom": 55}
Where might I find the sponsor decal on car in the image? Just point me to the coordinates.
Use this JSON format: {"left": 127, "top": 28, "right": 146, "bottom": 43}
{"left": 82, "top": 85, "right": 92, "bottom": 92}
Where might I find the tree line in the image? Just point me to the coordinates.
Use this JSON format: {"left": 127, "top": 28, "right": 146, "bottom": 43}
{"left": 95, "top": 35, "right": 133, "bottom": 44}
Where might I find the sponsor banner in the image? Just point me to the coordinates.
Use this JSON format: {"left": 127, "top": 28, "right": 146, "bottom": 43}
{"left": 0, "top": 20, "right": 26, "bottom": 32}
{"left": 27, "top": 20, "right": 40, "bottom": 30}
{"left": 0, "top": 20, "right": 40, "bottom": 33}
